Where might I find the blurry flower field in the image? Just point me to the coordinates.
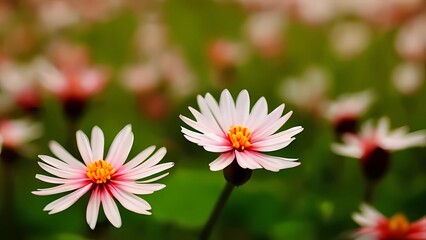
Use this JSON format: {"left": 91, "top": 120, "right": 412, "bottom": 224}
{"left": 0, "top": 0, "right": 425, "bottom": 239}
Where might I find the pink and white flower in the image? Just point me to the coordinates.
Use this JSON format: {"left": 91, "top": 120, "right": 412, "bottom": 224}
{"left": 332, "top": 117, "right": 425, "bottom": 180}
{"left": 180, "top": 89, "right": 303, "bottom": 172}
{"left": 32, "top": 125, "right": 174, "bottom": 229}
{"left": 37, "top": 58, "right": 107, "bottom": 102}
{"left": 332, "top": 117, "right": 426, "bottom": 159}
{"left": 324, "top": 90, "right": 374, "bottom": 135}
{"left": 353, "top": 204, "right": 426, "bottom": 240}
{"left": 0, "top": 118, "right": 42, "bottom": 150}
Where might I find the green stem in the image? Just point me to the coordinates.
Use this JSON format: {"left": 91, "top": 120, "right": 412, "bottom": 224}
{"left": 199, "top": 182, "right": 234, "bottom": 240}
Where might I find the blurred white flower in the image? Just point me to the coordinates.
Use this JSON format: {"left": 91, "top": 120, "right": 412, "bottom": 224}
{"left": 121, "top": 63, "right": 161, "bottom": 93}
{"left": 279, "top": 66, "right": 331, "bottom": 116}
{"left": 286, "top": 0, "right": 336, "bottom": 25}
{"left": 329, "top": 21, "right": 371, "bottom": 59}
{"left": 134, "top": 15, "right": 168, "bottom": 57}
{"left": 392, "top": 61, "right": 424, "bottom": 95}
{"left": 37, "top": 1, "right": 79, "bottom": 32}
{"left": 244, "top": 11, "right": 286, "bottom": 58}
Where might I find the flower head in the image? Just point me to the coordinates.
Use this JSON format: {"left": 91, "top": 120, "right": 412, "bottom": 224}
{"left": 33, "top": 125, "right": 174, "bottom": 229}
{"left": 0, "top": 118, "right": 42, "bottom": 151}
{"left": 180, "top": 89, "right": 303, "bottom": 174}
{"left": 353, "top": 204, "right": 426, "bottom": 240}
{"left": 332, "top": 117, "right": 426, "bottom": 180}
{"left": 324, "top": 90, "right": 374, "bottom": 135}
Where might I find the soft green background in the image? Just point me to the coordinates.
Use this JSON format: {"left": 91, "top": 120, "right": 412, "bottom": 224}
{"left": 0, "top": 0, "right": 425, "bottom": 239}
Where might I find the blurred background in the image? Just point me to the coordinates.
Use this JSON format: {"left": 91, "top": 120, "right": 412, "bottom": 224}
{"left": 0, "top": 0, "right": 425, "bottom": 239}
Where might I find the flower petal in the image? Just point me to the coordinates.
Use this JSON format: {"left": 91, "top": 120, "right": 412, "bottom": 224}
{"left": 109, "top": 185, "right": 151, "bottom": 215}
{"left": 91, "top": 126, "right": 105, "bottom": 161}
{"left": 209, "top": 151, "right": 235, "bottom": 171}
{"left": 86, "top": 187, "right": 101, "bottom": 230}
{"left": 106, "top": 125, "right": 133, "bottom": 169}
{"left": 101, "top": 189, "right": 122, "bottom": 228}
{"left": 43, "top": 183, "right": 92, "bottom": 214}
{"left": 49, "top": 141, "right": 86, "bottom": 169}
{"left": 76, "top": 130, "right": 94, "bottom": 165}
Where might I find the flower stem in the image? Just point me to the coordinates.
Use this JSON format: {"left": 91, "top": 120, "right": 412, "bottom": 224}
{"left": 199, "top": 182, "right": 234, "bottom": 240}
{"left": 364, "top": 180, "right": 376, "bottom": 204}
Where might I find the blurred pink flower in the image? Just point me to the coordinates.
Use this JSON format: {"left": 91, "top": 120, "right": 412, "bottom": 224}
{"left": 207, "top": 39, "right": 246, "bottom": 71}
{"left": 324, "top": 90, "right": 374, "bottom": 135}
{"left": 0, "top": 61, "right": 43, "bottom": 113}
{"left": 180, "top": 89, "right": 303, "bottom": 172}
{"left": 33, "top": 125, "right": 174, "bottom": 229}
{"left": 0, "top": 118, "right": 42, "bottom": 150}
{"left": 395, "top": 13, "right": 426, "bottom": 61}
{"left": 278, "top": 66, "right": 331, "bottom": 117}
{"left": 332, "top": 117, "right": 425, "bottom": 180}
{"left": 244, "top": 11, "right": 286, "bottom": 59}
{"left": 38, "top": 58, "right": 107, "bottom": 102}
{"left": 353, "top": 204, "right": 426, "bottom": 240}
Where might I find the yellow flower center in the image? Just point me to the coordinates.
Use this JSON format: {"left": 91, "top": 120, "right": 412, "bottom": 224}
{"left": 86, "top": 160, "right": 116, "bottom": 184}
{"left": 388, "top": 214, "right": 410, "bottom": 236}
{"left": 228, "top": 126, "right": 252, "bottom": 151}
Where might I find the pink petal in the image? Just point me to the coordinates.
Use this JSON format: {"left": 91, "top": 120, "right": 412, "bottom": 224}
{"left": 35, "top": 174, "right": 74, "bottom": 184}
{"left": 196, "top": 95, "right": 225, "bottom": 134}
{"left": 122, "top": 145, "right": 156, "bottom": 171}
{"left": 101, "top": 189, "right": 122, "bottom": 228}
{"left": 204, "top": 93, "right": 228, "bottom": 132}
{"left": 49, "top": 141, "right": 86, "bottom": 169}
{"left": 219, "top": 89, "right": 236, "bottom": 128}
{"left": 43, "top": 183, "right": 92, "bottom": 214}
{"left": 38, "top": 162, "right": 80, "bottom": 179}
{"left": 33, "top": 182, "right": 87, "bottom": 196}
{"left": 250, "top": 138, "right": 295, "bottom": 152}
{"left": 120, "top": 147, "right": 167, "bottom": 177}
{"left": 235, "top": 150, "right": 262, "bottom": 169}
{"left": 38, "top": 155, "right": 83, "bottom": 173}
{"left": 112, "top": 181, "right": 165, "bottom": 195}
{"left": 106, "top": 125, "right": 133, "bottom": 169}
{"left": 247, "top": 151, "right": 300, "bottom": 172}
{"left": 76, "top": 130, "right": 93, "bottom": 165}
{"left": 91, "top": 126, "right": 104, "bottom": 161}
{"left": 109, "top": 185, "right": 151, "bottom": 215}
{"left": 246, "top": 97, "right": 268, "bottom": 131}
{"left": 235, "top": 90, "right": 250, "bottom": 125}
{"left": 124, "top": 162, "right": 174, "bottom": 180}
{"left": 86, "top": 187, "right": 101, "bottom": 230}
{"left": 209, "top": 152, "right": 235, "bottom": 171}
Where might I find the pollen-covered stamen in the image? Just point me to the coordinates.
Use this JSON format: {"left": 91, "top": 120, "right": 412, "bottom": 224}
{"left": 388, "top": 214, "right": 410, "bottom": 236}
{"left": 228, "top": 126, "right": 252, "bottom": 151}
{"left": 86, "top": 160, "right": 116, "bottom": 184}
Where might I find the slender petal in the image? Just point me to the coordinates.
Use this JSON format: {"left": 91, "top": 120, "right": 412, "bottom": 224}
{"left": 101, "top": 190, "right": 122, "bottom": 228}
{"left": 86, "top": 187, "right": 101, "bottom": 230}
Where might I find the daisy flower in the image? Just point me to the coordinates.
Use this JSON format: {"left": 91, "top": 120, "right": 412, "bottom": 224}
{"left": 0, "top": 118, "right": 42, "bottom": 151}
{"left": 32, "top": 125, "right": 174, "bottom": 229}
{"left": 324, "top": 90, "right": 374, "bottom": 135}
{"left": 332, "top": 117, "right": 426, "bottom": 180}
{"left": 353, "top": 204, "right": 426, "bottom": 240}
{"left": 180, "top": 89, "right": 303, "bottom": 173}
